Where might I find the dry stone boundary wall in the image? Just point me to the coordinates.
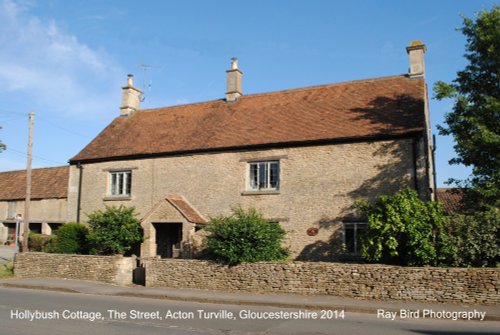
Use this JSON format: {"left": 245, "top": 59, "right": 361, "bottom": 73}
{"left": 14, "top": 252, "right": 134, "bottom": 286}
{"left": 144, "top": 259, "right": 499, "bottom": 305}
{"left": 13, "top": 253, "right": 499, "bottom": 305}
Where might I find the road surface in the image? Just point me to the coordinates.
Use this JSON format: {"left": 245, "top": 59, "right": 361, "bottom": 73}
{"left": 0, "top": 287, "right": 498, "bottom": 335}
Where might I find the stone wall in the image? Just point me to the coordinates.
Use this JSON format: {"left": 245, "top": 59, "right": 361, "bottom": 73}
{"left": 14, "top": 252, "right": 134, "bottom": 286}
{"left": 143, "top": 259, "right": 500, "bottom": 305}
{"left": 68, "top": 139, "right": 416, "bottom": 259}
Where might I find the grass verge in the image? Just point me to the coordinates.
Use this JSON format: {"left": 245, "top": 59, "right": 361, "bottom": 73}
{"left": 0, "top": 261, "right": 14, "bottom": 278}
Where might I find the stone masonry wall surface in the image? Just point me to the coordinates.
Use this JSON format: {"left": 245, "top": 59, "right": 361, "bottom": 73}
{"left": 68, "top": 139, "right": 416, "bottom": 259}
{"left": 144, "top": 259, "right": 500, "bottom": 305}
{"left": 14, "top": 252, "right": 134, "bottom": 286}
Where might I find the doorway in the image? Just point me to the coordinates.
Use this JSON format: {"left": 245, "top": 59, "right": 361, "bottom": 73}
{"left": 153, "top": 222, "right": 182, "bottom": 258}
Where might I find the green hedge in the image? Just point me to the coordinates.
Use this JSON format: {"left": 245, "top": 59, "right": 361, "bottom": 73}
{"left": 28, "top": 233, "right": 57, "bottom": 253}
{"left": 55, "top": 222, "right": 89, "bottom": 254}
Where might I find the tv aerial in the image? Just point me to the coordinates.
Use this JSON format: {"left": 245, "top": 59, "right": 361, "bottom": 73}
{"left": 138, "top": 63, "right": 163, "bottom": 102}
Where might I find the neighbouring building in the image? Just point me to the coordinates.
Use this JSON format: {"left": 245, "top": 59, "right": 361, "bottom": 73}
{"left": 0, "top": 166, "right": 68, "bottom": 243}
{"left": 63, "top": 40, "right": 435, "bottom": 260}
{"left": 436, "top": 188, "right": 466, "bottom": 214}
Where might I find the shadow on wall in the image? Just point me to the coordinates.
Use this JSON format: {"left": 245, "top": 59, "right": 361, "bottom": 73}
{"left": 348, "top": 140, "right": 415, "bottom": 199}
{"left": 296, "top": 218, "right": 345, "bottom": 262}
{"left": 296, "top": 95, "right": 424, "bottom": 262}
{"left": 347, "top": 94, "right": 423, "bottom": 198}
{"left": 295, "top": 143, "right": 414, "bottom": 262}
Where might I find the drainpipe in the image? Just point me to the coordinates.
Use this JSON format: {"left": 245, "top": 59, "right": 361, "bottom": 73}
{"left": 412, "top": 138, "right": 419, "bottom": 194}
{"left": 76, "top": 162, "right": 83, "bottom": 223}
{"left": 432, "top": 134, "right": 438, "bottom": 201}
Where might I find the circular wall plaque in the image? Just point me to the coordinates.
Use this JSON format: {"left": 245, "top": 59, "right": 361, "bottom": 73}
{"left": 306, "top": 227, "right": 319, "bottom": 236}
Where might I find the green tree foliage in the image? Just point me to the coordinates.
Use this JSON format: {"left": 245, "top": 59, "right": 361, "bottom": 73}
{"left": 87, "top": 206, "right": 143, "bottom": 255}
{"left": 355, "top": 188, "right": 452, "bottom": 266}
{"left": 55, "top": 223, "right": 89, "bottom": 254}
{"left": 29, "top": 233, "right": 57, "bottom": 253}
{"left": 205, "top": 207, "right": 289, "bottom": 265}
{"left": 448, "top": 207, "right": 499, "bottom": 267}
{"left": 433, "top": 7, "right": 500, "bottom": 207}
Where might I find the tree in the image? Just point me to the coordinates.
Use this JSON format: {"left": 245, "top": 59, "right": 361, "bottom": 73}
{"left": 433, "top": 7, "right": 500, "bottom": 207}
{"left": 205, "top": 207, "right": 289, "bottom": 265}
{"left": 448, "top": 207, "right": 499, "bottom": 267}
{"left": 355, "top": 188, "right": 453, "bottom": 266}
{"left": 87, "top": 206, "right": 143, "bottom": 255}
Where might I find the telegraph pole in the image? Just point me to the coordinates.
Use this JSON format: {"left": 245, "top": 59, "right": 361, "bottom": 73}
{"left": 21, "top": 111, "right": 34, "bottom": 252}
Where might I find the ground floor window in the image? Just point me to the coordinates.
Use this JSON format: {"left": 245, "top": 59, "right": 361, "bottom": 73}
{"left": 48, "top": 222, "right": 63, "bottom": 234}
{"left": 343, "top": 222, "right": 367, "bottom": 254}
{"left": 29, "top": 222, "right": 42, "bottom": 234}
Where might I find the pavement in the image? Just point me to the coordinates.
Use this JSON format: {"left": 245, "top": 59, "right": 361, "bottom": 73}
{"left": 0, "top": 245, "right": 16, "bottom": 265}
{"left": 1, "top": 277, "right": 499, "bottom": 321}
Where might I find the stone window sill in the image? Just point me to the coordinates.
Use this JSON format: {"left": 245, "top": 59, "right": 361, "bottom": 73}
{"left": 241, "top": 190, "right": 280, "bottom": 196}
{"left": 103, "top": 196, "right": 132, "bottom": 201}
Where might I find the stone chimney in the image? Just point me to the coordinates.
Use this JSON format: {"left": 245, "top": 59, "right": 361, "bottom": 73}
{"left": 226, "top": 58, "right": 242, "bottom": 102}
{"left": 406, "top": 40, "right": 426, "bottom": 78}
{"left": 120, "top": 74, "right": 142, "bottom": 116}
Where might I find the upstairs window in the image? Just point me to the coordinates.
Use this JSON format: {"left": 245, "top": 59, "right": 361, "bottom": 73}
{"left": 109, "top": 171, "right": 132, "bottom": 196}
{"left": 248, "top": 161, "right": 279, "bottom": 191}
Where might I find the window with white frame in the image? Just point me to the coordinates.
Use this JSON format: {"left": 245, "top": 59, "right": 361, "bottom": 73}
{"left": 108, "top": 171, "right": 132, "bottom": 196}
{"left": 248, "top": 161, "right": 279, "bottom": 191}
{"left": 344, "top": 222, "right": 367, "bottom": 254}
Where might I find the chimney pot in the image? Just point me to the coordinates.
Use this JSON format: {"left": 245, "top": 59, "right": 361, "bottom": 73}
{"left": 231, "top": 57, "right": 238, "bottom": 70}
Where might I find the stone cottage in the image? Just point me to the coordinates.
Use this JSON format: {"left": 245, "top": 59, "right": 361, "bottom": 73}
{"left": 0, "top": 166, "right": 68, "bottom": 243}
{"left": 65, "top": 40, "right": 435, "bottom": 260}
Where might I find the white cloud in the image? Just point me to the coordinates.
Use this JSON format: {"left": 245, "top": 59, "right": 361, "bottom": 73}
{"left": 0, "top": 0, "right": 122, "bottom": 119}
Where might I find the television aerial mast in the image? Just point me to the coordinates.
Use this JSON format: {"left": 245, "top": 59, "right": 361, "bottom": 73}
{"left": 138, "top": 63, "right": 163, "bottom": 102}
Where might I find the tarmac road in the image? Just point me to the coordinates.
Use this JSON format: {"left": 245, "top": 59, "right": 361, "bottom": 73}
{"left": 1, "top": 287, "right": 498, "bottom": 335}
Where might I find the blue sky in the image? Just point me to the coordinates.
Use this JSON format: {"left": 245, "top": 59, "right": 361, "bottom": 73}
{"left": 0, "top": 0, "right": 496, "bottom": 187}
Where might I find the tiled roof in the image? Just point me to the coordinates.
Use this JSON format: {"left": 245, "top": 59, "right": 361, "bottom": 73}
{"left": 0, "top": 166, "right": 69, "bottom": 201}
{"left": 437, "top": 188, "right": 465, "bottom": 214}
{"left": 70, "top": 75, "right": 426, "bottom": 163}
{"left": 166, "top": 195, "right": 207, "bottom": 224}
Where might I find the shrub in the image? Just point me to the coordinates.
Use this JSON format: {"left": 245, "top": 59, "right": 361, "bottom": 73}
{"left": 0, "top": 261, "right": 14, "bottom": 278}
{"left": 29, "top": 233, "right": 57, "bottom": 253}
{"left": 355, "top": 188, "right": 451, "bottom": 266}
{"left": 205, "top": 207, "right": 289, "bottom": 265}
{"left": 55, "top": 223, "right": 89, "bottom": 254}
{"left": 87, "top": 206, "right": 143, "bottom": 255}
{"left": 448, "top": 207, "right": 500, "bottom": 267}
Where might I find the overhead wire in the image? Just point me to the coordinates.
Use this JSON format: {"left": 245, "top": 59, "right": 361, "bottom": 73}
{"left": 0, "top": 110, "right": 90, "bottom": 167}
{"left": 36, "top": 115, "right": 92, "bottom": 139}
{"left": 5, "top": 147, "right": 66, "bottom": 165}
